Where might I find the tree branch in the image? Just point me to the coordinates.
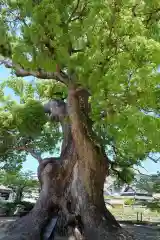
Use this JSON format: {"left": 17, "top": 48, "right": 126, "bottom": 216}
{"left": 43, "top": 99, "right": 72, "bottom": 159}
{"left": 148, "top": 155, "right": 160, "bottom": 163}
{"left": 145, "top": 8, "right": 160, "bottom": 25}
{"left": 15, "top": 146, "right": 42, "bottom": 163}
{"left": 44, "top": 99, "right": 67, "bottom": 122}
{"left": 70, "top": 1, "right": 88, "bottom": 22}
{"left": 71, "top": 48, "right": 85, "bottom": 53}
{"left": 67, "top": 0, "right": 81, "bottom": 23}
{"left": 133, "top": 167, "right": 149, "bottom": 176}
{"left": 108, "top": 158, "right": 135, "bottom": 184}
{"left": 37, "top": 157, "right": 61, "bottom": 183}
{"left": 0, "top": 59, "right": 69, "bottom": 85}
{"left": 131, "top": 4, "right": 138, "bottom": 17}
{"left": 110, "top": 167, "right": 128, "bottom": 183}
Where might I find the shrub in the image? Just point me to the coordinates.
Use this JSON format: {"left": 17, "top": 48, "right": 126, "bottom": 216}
{"left": 0, "top": 201, "right": 34, "bottom": 217}
{"left": 13, "top": 201, "right": 35, "bottom": 217}
{"left": 124, "top": 199, "right": 135, "bottom": 206}
{"left": 20, "top": 201, "right": 34, "bottom": 211}
{"left": 147, "top": 200, "right": 160, "bottom": 212}
{"left": 0, "top": 201, "right": 17, "bottom": 216}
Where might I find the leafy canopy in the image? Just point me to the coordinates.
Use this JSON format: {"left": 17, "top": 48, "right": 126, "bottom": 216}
{"left": 0, "top": 169, "right": 38, "bottom": 190}
{"left": 0, "top": 0, "right": 160, "bottom": 179}
{"left": 0, "top": 79, "right": 62, "bottom": 169}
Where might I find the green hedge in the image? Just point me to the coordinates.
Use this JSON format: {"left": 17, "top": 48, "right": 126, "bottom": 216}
{"left": 0, "top": 202, "right": 16, "bottom": 216}
{"left": 0, "top": 201, "right": 34, "bottom": 216}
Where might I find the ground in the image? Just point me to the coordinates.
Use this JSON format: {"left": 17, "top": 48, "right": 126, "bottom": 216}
{"left": 0, "top": 217, "right": 160, "bottom": 240}
{"left": 124, "top": 224, "right": 160, "bottom": 240}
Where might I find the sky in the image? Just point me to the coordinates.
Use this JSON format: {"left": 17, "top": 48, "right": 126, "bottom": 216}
{"left": 0, "top": 65, "right": 160, "bottom": 174}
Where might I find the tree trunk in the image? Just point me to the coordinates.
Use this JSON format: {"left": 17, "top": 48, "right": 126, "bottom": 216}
{"left": 4, "top": 85, "right": 136, "bottom": 240}
{"left": 14, "top": 187, "right": 24, "bottom": 204}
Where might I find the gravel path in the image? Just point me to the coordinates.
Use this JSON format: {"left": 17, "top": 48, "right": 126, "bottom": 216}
{"left": 54, "top": 226, "right": 160, "bottom": 240}
{"left": 0, "top": 218, "right": 160, "bottom": 239}
{"left": 124, "top": 224, "right": 160, "bottom": 240}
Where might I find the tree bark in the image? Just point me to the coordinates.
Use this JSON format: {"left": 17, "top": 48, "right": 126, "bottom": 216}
{"left": 14, "top": 186, "right": 24, "bottom": 204}
{"left": 3, "top": 85, "right": 136, "bottom": 240}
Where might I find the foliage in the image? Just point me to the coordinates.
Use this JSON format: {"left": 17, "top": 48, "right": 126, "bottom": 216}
{"left": 0, "top": 170, "right": 38, "bottom": 190}
{"left": 0, "top": 80, "right": 62, "bottom": 169}
{"left": 147, "top": 200, "right": 160, "bottom": 213}
{"left": 112, "top": 167, "right": 135, "bottom": 185}
{"left": 135, "top": 173, "right": 160, "bottom": 194}
{"left": 0, "top": 170, "right": 39, "bottom": 203}
{"left": 0, "top": 0, "right": 160, "bottom": 181}
{"left": 20, "top": 201, "right": 34, "bottom": 210}
{"left": 0, "top": 202, "right": 16, "bottom": 216}
{"left": 11, "top": 99, "right": 47, "bottom": 137}
{"left": 135, "top": 173, "right": 160, "bottom": 212}
{"left": 0, "top": 201, "right": 35, "bottom": 216}
{"left": 13, "top": 201, "right": 35, "bottom": 216}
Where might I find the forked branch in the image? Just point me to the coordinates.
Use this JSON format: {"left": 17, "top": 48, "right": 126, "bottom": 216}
{"left": 15, "top": 146, "right": 42, "bottom": 163}
{"left": 0, "top": 59, "right": 69, "bottom": 85}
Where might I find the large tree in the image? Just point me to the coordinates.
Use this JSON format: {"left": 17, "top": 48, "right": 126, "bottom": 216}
{"left": 0, "top": 0, "right": 160, "bottom": 239}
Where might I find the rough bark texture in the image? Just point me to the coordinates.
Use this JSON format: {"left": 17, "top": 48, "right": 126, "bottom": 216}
{"left": 3, "top": 85, "right": 136, "bottom": 240}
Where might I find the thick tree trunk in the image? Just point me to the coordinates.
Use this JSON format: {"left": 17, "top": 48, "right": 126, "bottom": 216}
{"left": 57, "top": 85, "right": 135, "bottom": 240}
{"left": 3, "top": 146, "right": 135, "bottom": 240}
{"left": 14, "top": 187, "right": 24, "bottom": 204}
{"left": 3, "top": 85, "right": 136, "bottom": 240}
{"left": 55, "top": 147, "right": 135, "bottom": 240}
{"left": 3, "top": 162, "right": 61, "bottom": 240}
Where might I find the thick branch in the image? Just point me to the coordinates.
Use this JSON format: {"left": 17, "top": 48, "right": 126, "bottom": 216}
{"left": 110, "top": 167, "right": 128, "bottom": 184}
{"left": 67, "top": 86, "right": 94, "bottom": 156}
{"left": 43, "top": 99, "right": 72, "bottom": 157}
{"left": 0, "top": 59, "right": 69, "bottom": 84}
{"left": 15, "top": 146, "right": 42, "bottom": 163}
{"left": 44, "top": 99, "right": 67, "bottom": 122}
{"left": 37, "top": 157, "right": 60, "bottom": 184}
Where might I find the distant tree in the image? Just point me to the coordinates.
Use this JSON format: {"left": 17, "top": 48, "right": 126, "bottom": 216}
{"left": 0, "top": 170, "right": 39, "bottom": 204}
{"left": 147, "top": 173, "right": 160, "bottom": 212}
{"left": 135, "top": 173, "right": 160, "bottom": 194}
{"left": 135, "top": 173, "right": 160, "bottom": 212}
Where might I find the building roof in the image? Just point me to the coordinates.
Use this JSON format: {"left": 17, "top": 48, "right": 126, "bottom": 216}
{"left": 0, "top": 185, "right": 12, "bottom": 191}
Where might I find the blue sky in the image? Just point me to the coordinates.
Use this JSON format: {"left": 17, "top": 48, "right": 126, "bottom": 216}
{"left": 0, "top": 65, "right": 160, "bottom": 174}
